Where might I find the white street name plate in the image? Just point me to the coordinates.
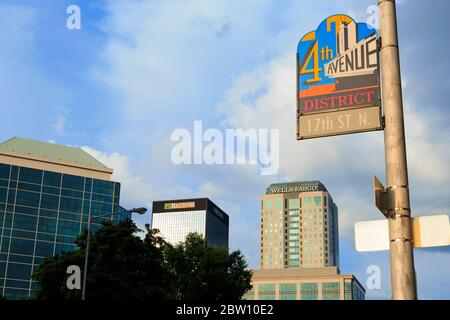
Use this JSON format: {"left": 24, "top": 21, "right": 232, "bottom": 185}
{"left": 355, "top": 215, "right": 450, "bottom": 252}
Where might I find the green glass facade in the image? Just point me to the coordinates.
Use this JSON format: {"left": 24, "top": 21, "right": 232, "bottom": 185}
{"left": 0, "top": 163, "right": 129, "bottom": 299}
{"left": 258, "top": 284, "right": 276, "bottom": 300}
{"left": 279, "top": 283, "right": 297, "bottom": 300}
{"left": 322, "top": 282, "right": 340, "bottom": 300}
{"left": 245, "top": 280, "right": 365, "bottom": 300}
{"left": 301, "top": 282, "right": 318, "bottom": 300}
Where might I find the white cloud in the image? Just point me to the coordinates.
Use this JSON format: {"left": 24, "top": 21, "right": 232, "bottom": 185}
{"left": 80, "top": 146, "right": 161, "bottom": 234}
{"left": 81, "top": 146, "right": 156, "bottom": 209}
{"left": 94, "top": 0, "right": 273, "bottom": 121}
{"left": 217, "top": 48, "right": 450, "bottom": 232}
{"left": 52, "top": 116, "right": 67, "bottom": 135}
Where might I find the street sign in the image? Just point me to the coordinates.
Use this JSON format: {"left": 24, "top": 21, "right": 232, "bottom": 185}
{"left": 355, "top": 215, "right": 450, "bottom": 252}
{"left": 412, "top": 215, "right": 450, "bottom": 248}
{"left": 355, "top": 219, "right": 389, "bottom": 252}
{"left": 298, "top": 105, "right": 381, "bottom": 139}
{"left": 297, "top": 14, "right": 383, "bottom": 140}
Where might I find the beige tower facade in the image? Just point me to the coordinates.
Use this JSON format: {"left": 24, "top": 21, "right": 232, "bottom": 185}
{"left": 246, "top": 181, "right": 365, "bottom": 300}
{"left": 260, "top": 181, "right": 339, "bottom": 270}
{"left": 244, "top": 267, "right": 365, "bottom": 300}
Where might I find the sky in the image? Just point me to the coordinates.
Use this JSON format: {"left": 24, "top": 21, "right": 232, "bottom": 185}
{"left": 0, "top": 0, "right": 449, "bottom": 300}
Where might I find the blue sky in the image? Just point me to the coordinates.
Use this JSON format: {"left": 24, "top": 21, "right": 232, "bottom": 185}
{"left": 1, "top": 0, "right": 449, "bottom": 299}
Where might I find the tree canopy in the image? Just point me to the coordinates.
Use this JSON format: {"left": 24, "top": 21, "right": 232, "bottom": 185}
{"left": 163, "top": 233, "right": 252, "bottom": 300}
{"left": 32, "top": 220, "right": 252, "bottom": 300}
{"left": 33, "top": 219, "right": 170, "bottom": 300}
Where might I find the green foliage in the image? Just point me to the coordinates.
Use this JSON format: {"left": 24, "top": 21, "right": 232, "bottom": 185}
{"left": 32, "top": 249, "right": 84, "bottom": 300}
{"left": 32, "top": 222, "right": 252, "bottom": 300}
{"left": 163, "top": 233, "right": 253, "bottom": 300}
{"left": 33, "top": 219, "right": 170, "bottom": 300}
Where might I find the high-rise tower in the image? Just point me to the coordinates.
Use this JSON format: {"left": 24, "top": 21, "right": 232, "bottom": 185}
{"left": 260, "top": 181, "right": 339, "bottom": 270}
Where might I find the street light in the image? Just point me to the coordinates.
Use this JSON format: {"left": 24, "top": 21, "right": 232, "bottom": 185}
{"left": 81, "top": 207, "right": 148, "bottom": 300}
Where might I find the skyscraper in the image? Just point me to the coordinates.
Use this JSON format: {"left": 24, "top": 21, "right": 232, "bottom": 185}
{"left": 260, "top": 181, "right": 339, "bottom": 269}
{"left": 245, "top": 181, "right": 365, "bottom": 300}
{"left": 0, "top": 137, "right": 129, "bottom": 299}
{"left": 151, "top": 198, "right": 229, "bottom": 248}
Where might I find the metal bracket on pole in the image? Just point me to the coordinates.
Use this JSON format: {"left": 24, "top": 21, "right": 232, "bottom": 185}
{"left": 374, "top": 176, "right": 389, "bottom": 218}
{"left": 376, "top": 37, "right": 382, "bottom": 50}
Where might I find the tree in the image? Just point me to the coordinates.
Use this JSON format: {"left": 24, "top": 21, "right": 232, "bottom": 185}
{"left": 32, "top": 222, "right": 252, "bottom": 300}
{"left": 163, "top": 233, "right": 252, "bottom": 300}
{"left": 33, "top": 219, "right": 171, "bottom": 300}
{"left": 31, "top": 247, "right": 84, "bottom": 300}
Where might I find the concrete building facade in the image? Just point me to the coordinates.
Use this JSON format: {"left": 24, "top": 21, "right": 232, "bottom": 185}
{"left": 244, "top": 267, "right": 365, "bottom": 300}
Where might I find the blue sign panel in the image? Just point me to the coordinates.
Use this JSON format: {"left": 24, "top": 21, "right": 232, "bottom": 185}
{"left": 296, "top": 14, "right": 382, "bottom": 139}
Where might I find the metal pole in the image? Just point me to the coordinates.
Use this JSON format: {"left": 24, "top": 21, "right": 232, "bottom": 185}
{"left": 81, "top": 213, "right": 91, "bottom": 300}
{"left": 378, "top": 0, "right": 417, "bottom": 299}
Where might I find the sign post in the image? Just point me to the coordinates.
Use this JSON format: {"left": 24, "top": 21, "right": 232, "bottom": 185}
{"left": 378, "top": 0, "right": 417, "bottom": 300}
{"left": 295, "top": 1, "right": 450, "bottom": 299}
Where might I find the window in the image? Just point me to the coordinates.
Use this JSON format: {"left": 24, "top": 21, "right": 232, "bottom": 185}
{"left": 258, "top": 284, "right": 276, "bottom": 300}
{"left": 9, "top": 238, "right": 34, "bottom": 256}
{"left": 352, "top": 282, "right": 365, "bottom": 300}
{"left": 314, "top": 196, "right": 321, "bottom": 206}
{"left": 344, "top": 281, "right": 352, "bottom": 300}
{"left": 301, "top": 283, "right": 318, "bottom": 300}
{"left": 322, "top": 282, "right": 340, "bottom": 300}
{"left": 279, "top": 284, "right": 296, "bottom": 300}
{"left": 274, "top": 199, "right": 282, "bottom": 209}
{"left": 43, "top": 172, "right": 62, "bottom": 187}
{"left": 19, "top": 167, "right": 43, "bottom": 184}
{"left": 288, "top": 211, "right": 299, "bottom": 217}
{"left": 288, "top": 199, "right": 299, "bottom": 210}
{"left": 304, "top": 197, "right": 311, "bottom": 208}
{"left": 288, "top": 260, "right": 299, "bottom": 267}
{"left": 0, "top": 164, "right": 11, "bottom": 179}
{"left": 15, "top": 190, "right": 40, "bottom": 208}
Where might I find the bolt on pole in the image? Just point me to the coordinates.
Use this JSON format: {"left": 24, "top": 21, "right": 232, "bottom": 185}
{"left": 378, "top": 0, "right": 417, "bottom": 299}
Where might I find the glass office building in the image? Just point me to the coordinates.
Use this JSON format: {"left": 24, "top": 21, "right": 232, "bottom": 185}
{"left": 151, "top": 198, "right": 229, "bottom": 248}
{"left": 0, "top": 137, "right": 129, "bottom": 299}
